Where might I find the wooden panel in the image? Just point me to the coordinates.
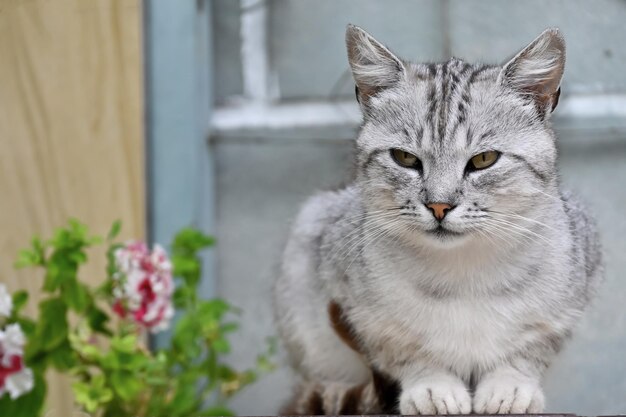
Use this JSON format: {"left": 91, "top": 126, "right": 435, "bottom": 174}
{"left": 0, "top": 0, "right": 144, "bottom": 414}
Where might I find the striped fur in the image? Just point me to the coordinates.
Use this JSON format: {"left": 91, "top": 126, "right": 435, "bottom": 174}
{"left": 274, "top": 26, "right": 602, "bottom": 415}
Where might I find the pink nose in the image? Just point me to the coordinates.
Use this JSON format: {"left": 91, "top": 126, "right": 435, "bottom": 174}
{"left": 426, "top": 203, "right": 453, "bottom": 221}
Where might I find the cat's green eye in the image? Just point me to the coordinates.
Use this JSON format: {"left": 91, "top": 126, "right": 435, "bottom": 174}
{"left": 468, "top": 151, "right": 500, "bottom": 170}
{"left": 391, "top": 149, "right": 422, "bottom": 170}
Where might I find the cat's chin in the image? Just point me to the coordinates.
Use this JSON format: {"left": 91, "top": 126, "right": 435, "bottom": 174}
{"left": 420, "top": 226, "right": 470, "bottom": 248}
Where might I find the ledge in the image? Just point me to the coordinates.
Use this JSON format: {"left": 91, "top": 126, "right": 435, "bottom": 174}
{"left": 210, "top": 94, "right": 626, "bottom": 145}
{"left": 249, "top": 415, "right": 618, "bottom": 417}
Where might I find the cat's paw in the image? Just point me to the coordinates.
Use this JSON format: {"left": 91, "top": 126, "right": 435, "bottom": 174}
{"left": 473, "top": 373, "right": 544, "bottom": 414}
{"left": 400, "top": 375, "right": 471, "bottom": 415}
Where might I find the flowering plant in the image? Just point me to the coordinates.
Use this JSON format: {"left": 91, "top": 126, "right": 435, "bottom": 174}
{"left": 0, "top": 220, "right": 273, "bottom": 417}
{"left": 0, "top": 285, "right": 34, "bottom": 400}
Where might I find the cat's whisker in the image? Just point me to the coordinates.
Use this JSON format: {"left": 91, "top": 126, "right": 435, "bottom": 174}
{"left": 336, "top": 216, "right": 404, "bottom": 263}
{"left": 343, "top": 221, "right": 407, "bottom": 273}
{"left": 487, "top": 217, "right": 556, "bottom": 249}
{"left": 488, "top": 216, "right": 552, "bottom": 243}
{"left": 496, "top": 186, "right": 562, "bottom": 203}
{"left": 332, "top": 212, "right": 405, "bottom": 260}
{"left": 487, "top": 210, "right": 558, "bottom": 232}
{"left": 480, "top": 222, "right": 526, "bottom": 248}
{"left": 474, "top": 225, "right": 504, "bottom": 248}
{"left": 340, "top": 224, "right": 394, "bottom": 268}
{"left": 340, "top": 208, "right": 402, "bottom": 224}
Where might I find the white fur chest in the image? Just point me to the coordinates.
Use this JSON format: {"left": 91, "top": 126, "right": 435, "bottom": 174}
{"left": 346, "top": 242, "right": 551, "bottom": 378}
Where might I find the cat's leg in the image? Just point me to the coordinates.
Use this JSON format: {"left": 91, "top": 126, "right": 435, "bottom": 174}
{"left": 281, "top": 380, "right": 380, "bottom": 415}
{"left": 274, "top": 239, "right": 370, "bottom": 384}
{"left": 399, "top": 368, "right": 472, "bottom": 415}
{"left": 273, "top": 195, "right": 371, "bottom": 391}
{"left": 473, "top": 361, "right": 545, "bottom": 414}
{"left": 281, "top": 368, "right": 400, "bottom": 415}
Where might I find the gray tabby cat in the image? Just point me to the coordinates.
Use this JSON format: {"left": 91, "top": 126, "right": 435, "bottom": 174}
{"left": 274, "top": 25, "right": 602, "bottom": 415}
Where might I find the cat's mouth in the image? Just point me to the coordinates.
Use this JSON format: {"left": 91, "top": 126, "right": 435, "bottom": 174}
{"left": 426, "top": 225, "right": 464, "bottom": 239}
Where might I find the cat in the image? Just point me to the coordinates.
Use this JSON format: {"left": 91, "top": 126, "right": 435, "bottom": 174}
{"left": 273, "top": 24, "right": 602, "bottom": 415}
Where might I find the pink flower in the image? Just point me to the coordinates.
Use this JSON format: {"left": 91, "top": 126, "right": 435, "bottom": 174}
{"left": 112, "top": 241, "right": 174, "bottom": 333}
{"left": 0, "top": 324, "right": 33, "bottom": 399}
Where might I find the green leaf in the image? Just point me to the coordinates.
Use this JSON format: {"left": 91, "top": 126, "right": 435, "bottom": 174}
{"left": 14, "top": 236, "right": 47, "bottom": 268}
{"left": 173, "top": 285, "right": 193, "bottom": 308}
{"left": 111, "top": 334, "right": 137, "bottom": 354}
{"left": 217, "top": 364, "right": 237, "bottom": 381}
{"left": 198, "top": 299, "right": 231, "bottom": 321}
{"left": 106, "top": 243, "right": 123, "bottom": 279}
{"left": 15, "top": 317, "right": 36, "bottom": 337}
{"left": 172, "top": 228, "right": 215, "bottom": 253}
{"left": 48, "top": 341, "right": 77, "bottom": 370}
{"left": 212, "top": 337, "right": 230, "bottom": 354}
{"left": 76, "top": 343, "right": 102, "bottom": 362}
{"left": 172, "top": 255, "right": 201, "bottom": 287}
{"left": 61, "top": 280, "right": 91, "bottom": 312}
{"left": 42, "top": 262, "right": 62, "bottom": 292}
{"left": 31, "top": 236, "right": 46, "bottom": 261}
{"left": 173, "top": 316, "right": 201, "bottom": 359}
{"left": 0, "top": 370, "right": 46, "bottom": 417}
{"left": 11, "top": 290, "right": 29, "bottom": 315}
{"left": 102, "top": 339, "right": 149, "bottom": 372}
{"left": 107, "top": 219, "right": 122, "bottom": 241}
{"left": 110, "top": 370, "right": 143, "bottom": 401}
{"left": 220, "top": 322, "right": 239, "bottom": 333}
{"left": 167, "top": 377, "right": 199, "bottom": 416}
{"left": 44, "top": 254, "right": 80, "bottom": 292}
{"left": 68, "top": 250, "right": 88, "bottom": 264}
{"left": 87, "top": 306, "right": 111, "bottom": 335}
{"left": 36, "top": 298, "right": 68, "bottom": 351}
{"left": 72, "top": 376, "right": 113, "bottom": 413}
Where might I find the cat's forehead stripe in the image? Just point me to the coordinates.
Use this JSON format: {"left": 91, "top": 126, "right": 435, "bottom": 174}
{"left": 419, "top": 59, "right": 498, "bottom": 149}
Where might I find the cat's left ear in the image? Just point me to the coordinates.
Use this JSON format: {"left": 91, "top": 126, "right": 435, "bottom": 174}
{"left": 346, "top": 24, "right": 406, "bottom": 106}
{"left": 499, "top": 28, "right": 565, "bottom": 114}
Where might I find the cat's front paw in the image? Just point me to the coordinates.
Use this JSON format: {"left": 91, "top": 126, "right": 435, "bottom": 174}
{"left": 400, "top": 375, "right": 471, "bottom": 415}
{"left": 473, "top": 373, "right": 544, "bottom": 414}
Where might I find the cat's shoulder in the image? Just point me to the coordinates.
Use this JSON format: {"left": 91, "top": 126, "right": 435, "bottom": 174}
{"left": 559, "top": 187, "right": 602, "bottom": 286}
{"left": 293, "top": 185, "right": 361, "bottom": 229}
{"left": 559, "top": 188, "right": 594, "bottom": 227}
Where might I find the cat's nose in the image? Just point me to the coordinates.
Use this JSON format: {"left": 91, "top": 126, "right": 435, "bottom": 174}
{"left": 425, "top": 203, "right": 455, "bottom": 221}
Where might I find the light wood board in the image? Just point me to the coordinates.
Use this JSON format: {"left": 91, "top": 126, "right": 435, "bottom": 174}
{"left": 0, "top": 0, "right": 145, "bottom": 414}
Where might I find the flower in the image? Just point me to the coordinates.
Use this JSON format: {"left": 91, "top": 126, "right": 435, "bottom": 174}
{"left": 0, "top": 284, "right": 12, "bottom": 318}
{"left": 0, "top": 323, "right": 33, "bottom": 399}
{"left": 112, "top": 241, "right": 174, "bottom": 333}
{"left": 0, "top": 324, "right": 25, "bottom": 367}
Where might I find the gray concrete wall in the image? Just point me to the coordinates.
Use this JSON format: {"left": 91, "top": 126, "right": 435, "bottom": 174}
{"left": 267, "top": 0, "right": 626, "bottom": 100}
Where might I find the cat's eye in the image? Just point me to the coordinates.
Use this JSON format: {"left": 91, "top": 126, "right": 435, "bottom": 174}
{"left": 468, "top": 151, "right": 500, "bottom": 171}
{"left": 391, "top": 149, "right": 422, "bottom": 170}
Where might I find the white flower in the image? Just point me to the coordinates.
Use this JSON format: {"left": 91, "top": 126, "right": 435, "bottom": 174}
{"left": 0, "top": 323, "right": 33, "bottom": 400}
{"left": 3, "top": 367, "right": 33, "bottom": 399}
{"left": 0, "top": 324, "right": 26, "bottom": 367}
{"left": 0, "top": 284, "right": 12, "bottom": 318}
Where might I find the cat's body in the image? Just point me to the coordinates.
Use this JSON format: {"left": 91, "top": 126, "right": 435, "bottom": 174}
{"left": 274, "top": 25, "right": 601, "bottom": 415}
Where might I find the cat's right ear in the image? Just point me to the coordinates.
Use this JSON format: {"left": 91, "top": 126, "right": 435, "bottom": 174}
{"left": 499, "top": 28, "right": 565, "bottom": 114}
{"left": 346, "top": 24, "right": 406, "bottom": 106}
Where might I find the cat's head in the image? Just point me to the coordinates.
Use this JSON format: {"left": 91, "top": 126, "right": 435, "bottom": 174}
{"left": 346, "top": 25, "right": 565, "bottom": 248}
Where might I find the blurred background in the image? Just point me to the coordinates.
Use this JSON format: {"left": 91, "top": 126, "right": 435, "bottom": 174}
{"left": 1, "top": 0, "right": 626, "bottom": 415}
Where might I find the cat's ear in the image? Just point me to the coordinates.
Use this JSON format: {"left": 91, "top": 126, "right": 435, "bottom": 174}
{"left": 346, "top": 24, "right": 406, "bottom": 105}
{"left": 499, "top": 28, "right": 565, "bottom": 114}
